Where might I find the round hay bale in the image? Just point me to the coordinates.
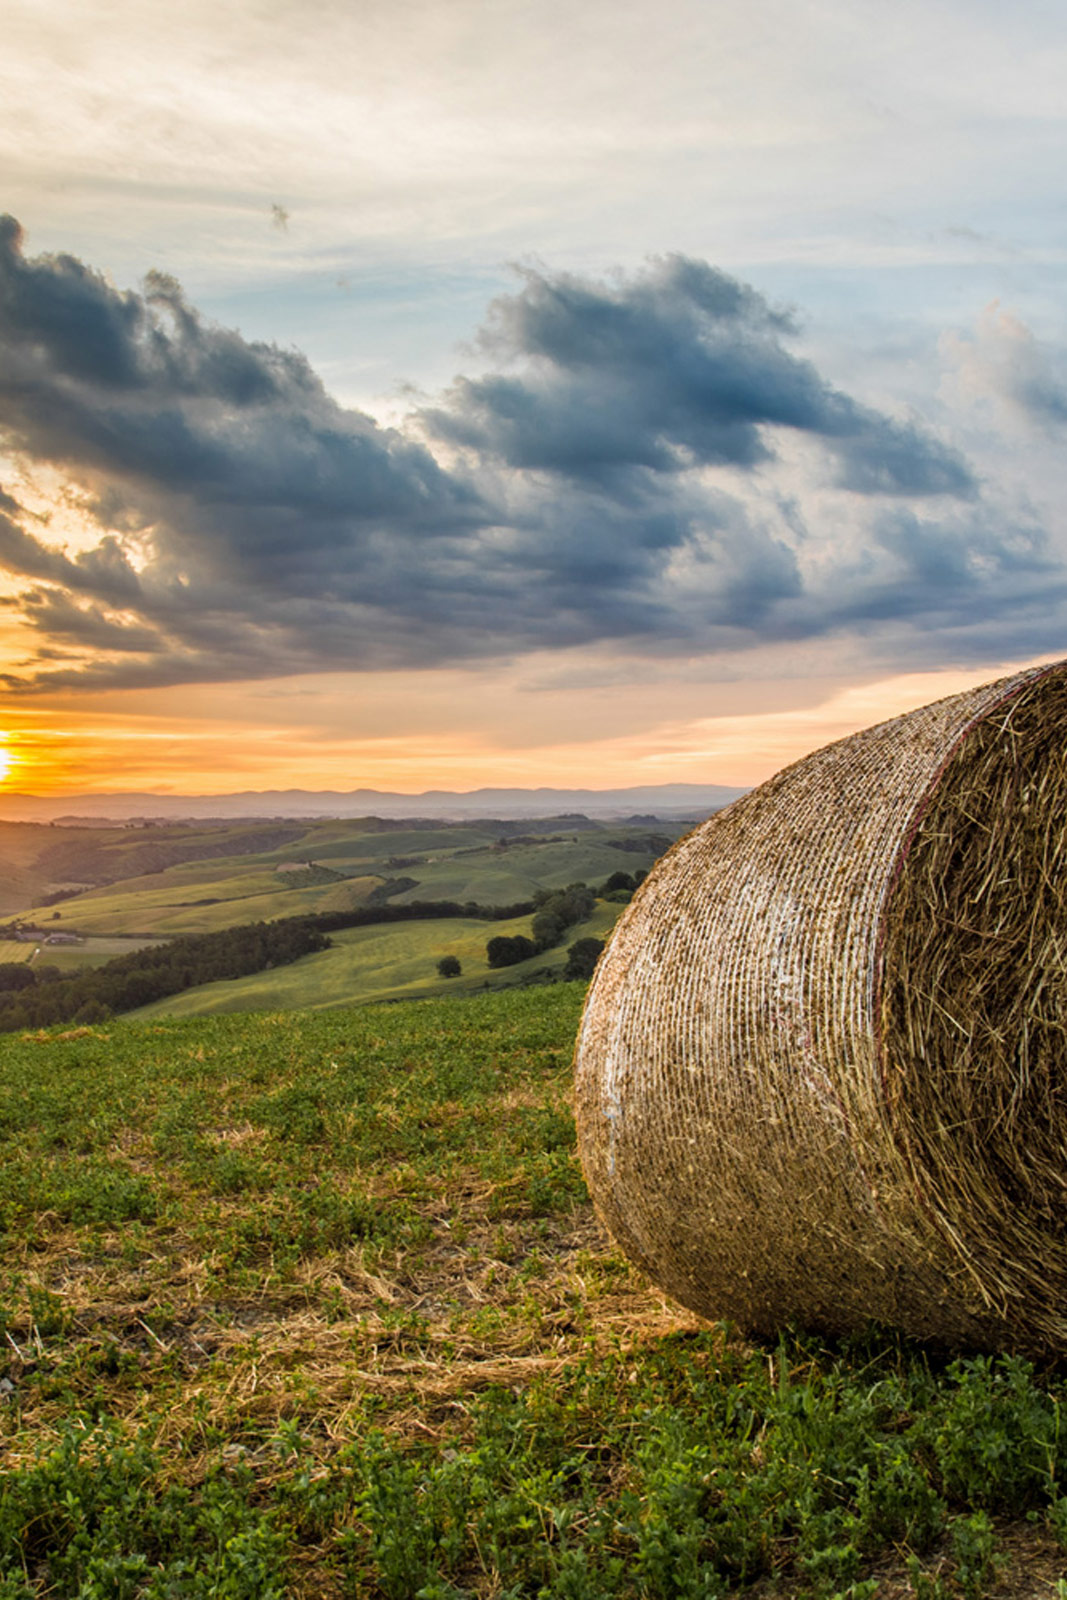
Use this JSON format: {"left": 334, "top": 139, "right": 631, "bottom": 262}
{"left": 574, "top": 660, "right": 1067, "bottom": 1353}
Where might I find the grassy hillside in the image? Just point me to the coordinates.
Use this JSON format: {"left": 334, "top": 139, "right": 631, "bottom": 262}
{"left": 133, "top": 902, "right": 620, "bottom": 1018}
{"left": 0, "top": 819, "right": 312, "bottom": 915}
{"left": 1, "top": 988, "right": 1066, "bottom": 1597}
{"left": 383, "top": 832, "right": 676, "bottom": 907}
{"left": 6, "top": 817, "right": 682, "bottom": 938}
{"left": 28, "top": 864, "right": 385, "bottom": 937}
{"left": 0, "top": 821, "right": 81, "bottom": 912}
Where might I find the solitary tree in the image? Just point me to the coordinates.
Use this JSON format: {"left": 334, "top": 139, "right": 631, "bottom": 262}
{"left": 437, "top": 954, "right": 462, "bottom": 978}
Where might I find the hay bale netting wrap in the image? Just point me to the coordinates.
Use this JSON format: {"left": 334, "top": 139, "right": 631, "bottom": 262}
{"left": 574, "top": 660, "right": 1067, "bottom": 1353}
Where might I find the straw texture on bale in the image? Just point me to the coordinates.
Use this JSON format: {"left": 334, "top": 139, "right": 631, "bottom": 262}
{"left": 574, "top": 661, "right": 1067, "bottom": 1353}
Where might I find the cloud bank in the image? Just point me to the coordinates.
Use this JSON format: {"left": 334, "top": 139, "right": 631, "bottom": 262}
{"left": 0, "top": 217, "right": 1059, "bottom": 692}
{"left": 424, "top": 259, "right": 976, "bottom": 496}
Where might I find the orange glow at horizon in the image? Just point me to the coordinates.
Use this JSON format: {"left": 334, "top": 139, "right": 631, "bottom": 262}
{"left": 0, "top": 653, "right": 1058, "bottom": 801}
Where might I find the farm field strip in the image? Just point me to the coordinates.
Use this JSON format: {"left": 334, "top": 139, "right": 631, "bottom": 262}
{"left": 25, "top": 935, "right": 172, "bottom": 973}
{"left": 303, "top": 827, "right": 501, "bottom": 862}
{"left": 22, "top": 874, "right": 384, "bottom": 938}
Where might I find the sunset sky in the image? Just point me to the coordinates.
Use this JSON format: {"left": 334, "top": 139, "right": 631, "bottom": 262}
{"left": 1, "top": 0, "right": 1066, "bottom": 796}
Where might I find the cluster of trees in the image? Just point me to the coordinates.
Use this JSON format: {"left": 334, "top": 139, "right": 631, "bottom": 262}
{"left": 485, "top": 883, "right": 598, "bottom": 969}
{"left": 491, "top": 832, "right": 576, "bottom": 850}
{"left": 478, "top": 871, "right": 659, "bottom": 982}
{"left": 0, "top": 963, "right": 41, "bottom": 993}
{"left": 0, "top": 921, "right": 331, "bottom": 1033}
{"left": 602, "top": 832, "right": 672, "bottom": 856}
{"left": 485, "top": 934, "right": 539, "bottom": 969}
{"left": 482, "top": 930, "right": 606, "bottom": 980}
{"left": 563, "top": 937, "right": 605, "bottom": 980}
{"left": 531, "top": 884, "right": 597, "bottom": 948}
{"left": 597, "top": 869, "right": 647, "bottom": 902}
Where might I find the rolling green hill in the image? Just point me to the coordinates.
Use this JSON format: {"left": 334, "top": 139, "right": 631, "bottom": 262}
{"left": 24, "top": 862, "right": 385, "bottom": 937}
{"left": 0, "top": 818, "right": 311, "bottom": 914}
{"left": 6, "top": 816, "right": 683, "bottom": 938}
{"left": 385, "top": 833, "right": 672, "bottom": 905}
{"left": 0, "top": 814, "right": 684, "bottom": 1016}
{"left": 133, "top": 901, "right": 621, "bottom": 1017}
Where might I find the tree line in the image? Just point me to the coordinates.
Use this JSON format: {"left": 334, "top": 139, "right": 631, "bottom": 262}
{"left": 0, "top": 897, "right": 538, "bottom": 1034}
{"left": 0, "top": 921, "right": 331, "bottom": 1032}
{"left": 480, "top": 872, "right": 650, "bottom": 978}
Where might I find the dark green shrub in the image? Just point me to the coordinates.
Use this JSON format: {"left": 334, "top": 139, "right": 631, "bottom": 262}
{"left": 486, "top": 935, "right": 537, "bottom": 968}
{"left": 565, "top": 937, "right": 605, "bottom": 980}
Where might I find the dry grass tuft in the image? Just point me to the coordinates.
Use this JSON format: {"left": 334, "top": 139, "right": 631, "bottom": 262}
{"left": 1, "top": 1192, "right": 697, "bottom": 1486}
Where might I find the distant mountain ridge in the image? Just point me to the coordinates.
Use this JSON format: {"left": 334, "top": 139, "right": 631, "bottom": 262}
{"left": 0, "top": 783, "right": 748, "bottom": 824}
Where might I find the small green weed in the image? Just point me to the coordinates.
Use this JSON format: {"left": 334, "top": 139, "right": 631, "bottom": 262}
{"left": 949, "top": 1509, "right": 1001, "bottom": 1599}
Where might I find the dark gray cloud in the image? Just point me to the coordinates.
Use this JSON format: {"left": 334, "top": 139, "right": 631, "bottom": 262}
{"left": 11, "top": 588, "right": 164, "bottom": 655}
{"left": 0, "top": 220, "right": 1055, "bottom": 693}
{"left": 823, "top": 507, "right": 1061, "bottom": 631}
{"left": 422, "top": 258, "right": 976, "bottom": 497}
{"left": 0, "top": 216, "right": 480, "bottom": 555}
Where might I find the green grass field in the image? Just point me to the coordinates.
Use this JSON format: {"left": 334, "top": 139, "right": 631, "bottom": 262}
{"left": 383, "top": 835, "right": 674, "bottom": 907}
{"left": 7, "top": 818, "right": 682, "bottom": 940}
{"left": 2, "top": 815, "right": 678, "bottom": 1019}
{"left": 0, "top": 820, "right": 118, "bottom": 914}
{"left": 23, "top": 868, "right": 385, "bottom": 936}
{"left": 301, "top": 823, "right": 502, "bottom": 864}
{"left": 133, "top": 902, "right": 621, "bottom": 1018}
{"left": 1, "top": 986, "right": 1065, "bottom": 1597}
{"left": 0, "top": 819, "right": 317, "bottom": 915}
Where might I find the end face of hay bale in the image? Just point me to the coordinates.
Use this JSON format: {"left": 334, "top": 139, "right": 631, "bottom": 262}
{"left": 879, "top": 668, "right": 1067, "bottom": 1345}
{"left": 575, "top": 661, "right": 1067, "bottom": 1353}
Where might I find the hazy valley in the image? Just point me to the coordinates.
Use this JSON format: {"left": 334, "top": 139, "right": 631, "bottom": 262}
{"left": 0, "top": 808, "right": 694, "bottom": 1019}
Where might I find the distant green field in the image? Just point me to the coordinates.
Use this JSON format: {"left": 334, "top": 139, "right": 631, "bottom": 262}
{"left": 29, "top": 934, "right": 169, "bottom": 973}
{"left": 305, "top": 823, "right": 502, "bottom": 863}
{"left": 134, "top": 901, "right": 621, "bottom": 1017}
{"left": 0, "top": 939, "right": 31, "bottom": 964}
{"left": 0, "top": 818, "right": 316, "bottom": 913}
{"left": 22, "top": 868, "right": 383, "bottom": 936}
{"left": 389, "top": 835, "right": 668, "bottom": 904}
{"left": 7, "top": 815, "right": 682, "bottom": 938}
{"left": 0, "top": 811, "right": 677, "bottom": 1017}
